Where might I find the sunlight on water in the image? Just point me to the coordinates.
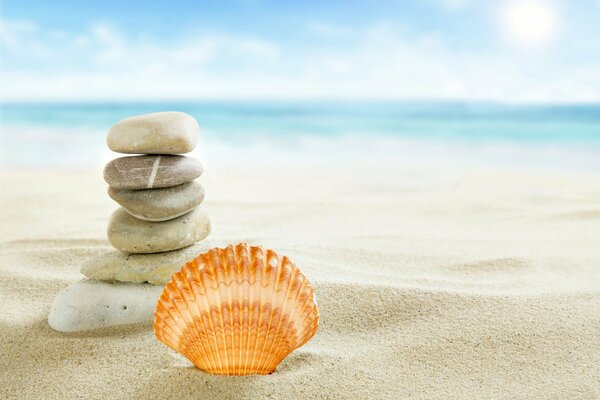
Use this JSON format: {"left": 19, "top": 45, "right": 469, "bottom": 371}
{"left": 1, "top": 102, "right": 599, "bottom": 169}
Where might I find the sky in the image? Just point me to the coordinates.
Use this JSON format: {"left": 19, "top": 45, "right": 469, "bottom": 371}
{"left": 1, "top": 0, "right": 600, "bottom": 102}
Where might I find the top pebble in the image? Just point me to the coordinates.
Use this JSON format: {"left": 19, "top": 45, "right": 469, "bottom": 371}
{"left": 107, "top": 111, "right": 199, "bottom": 154}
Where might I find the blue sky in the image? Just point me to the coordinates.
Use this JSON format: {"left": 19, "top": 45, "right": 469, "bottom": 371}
{"left": 1, "top": 0, "right": 600, "bottom": 102}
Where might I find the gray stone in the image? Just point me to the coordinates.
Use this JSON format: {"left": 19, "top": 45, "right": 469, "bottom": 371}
{"left": 81, "top": 242, "right": 213, "bottom": 284}
{"left": 103, "top": 155, "right": 203, "bottom": 190}
{"left": 48, "top": 279, "right": 163, "bottom": 332}
{"left": 108, "top": 181, "right": 205, "bottom": 222}
{"left": 107, "top": 206, "right": 210, "bottom": 253}
{"left": 107, "top": 111, "right": 199, "bottom": 154}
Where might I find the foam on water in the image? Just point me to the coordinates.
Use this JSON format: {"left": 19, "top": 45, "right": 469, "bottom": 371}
{"left": 1, "top": 102, "right": 599, "bottom": 170}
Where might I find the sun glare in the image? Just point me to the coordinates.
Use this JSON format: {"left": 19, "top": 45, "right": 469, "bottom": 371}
{"left": 502, "top": 0, "right": 559, "bottom": 47}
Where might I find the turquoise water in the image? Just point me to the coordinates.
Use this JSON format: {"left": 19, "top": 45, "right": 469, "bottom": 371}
{"left": 1, "top": 102, "right": 600, "bottom": 168}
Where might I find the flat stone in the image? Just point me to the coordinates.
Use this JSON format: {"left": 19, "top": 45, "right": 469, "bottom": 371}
{"left": 107, "top": 111, "right": 199, "bottom": 154}
{"left": 48, "top": 279, "right": 163, "bottom": 332}
{"left": 81, "top": 242, "right": 213, "bottom": 284}
{"left": 108, "top": 181, "right": 205, "bottom": 222}
{"left": 103, "top": 155, "right": 203, "bottom": 190}
{"left": 107, "top": 206, "right": 210, "bottom": 253}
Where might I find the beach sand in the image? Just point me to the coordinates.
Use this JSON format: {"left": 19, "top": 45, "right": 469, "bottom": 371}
{"left": 1, "top": 165, "right": 599, "bottom": 399}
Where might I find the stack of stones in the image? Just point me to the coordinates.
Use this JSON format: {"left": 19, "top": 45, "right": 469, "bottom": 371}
{"left": 48, "top": 112, "right": 212, "bottom": 333}
{"left": 103, "top": 112, "right": 210, "bottom": 254}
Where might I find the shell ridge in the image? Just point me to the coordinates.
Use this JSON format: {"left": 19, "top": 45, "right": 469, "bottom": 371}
{"left": 262, "top": 309, "right": 284, "bottom": 371}
{"left": 175, "top": 262, "right": 207, "bottom": 369}
{"left": 214, "top": 247, "right": 229, "bottom": 373}
{"left": 222, "top": 245, "right": 236, "bottom": 372}
{"left": 212, "top": 250, "right": 231, "bottom": 373}
{"left": 253, "top": 249, "right": 273, "bottom": 373}
{"left": 240, "top": 245, "right": 253, "bottom": 375}
{"left": 293, "top": 274, "right": 315, "bottom": 339}
{"left": 257, "top": 246, "right": 273, "bottom": 374}
{"left": 158, "top": 326, "right": 184, "bottom": 348}
{"left": 186, "top": 258, "right": 222, "bottom": 372}
{"left": 199, "top": 254, "right": 227, "bottom": 373}
{"left": 263, "top": 258, "right": 298, "bottom": 371}
{"left": 158, "top": 278, "right": 196, "bottom": 344}
{"left": 274, "top": 267, "right": 308, "bottom": 355}
{"left": 233, "top": 244, "right": 245, "bottom": 374}
{"left": 154, "top": 307, "right": 176, "bottom": 342}
{"left": 257, "top": 248, "right": 276, "bottom": 374}
{"left": 155, "top": 288, "right": 200, "bottom": 366}
{"left": 293, "top": 282, "right": 319, "bottom": 349}
{"left": 298, "top": 312, "right": 319, "bottom": 348}
{"left": 229, "top": 245, "right": 240, "bottom": 374}
{"left": 264, "top": 267, "right": 301, "bottom": 371}
{"left": 301, "top": 289, "right": 320, "bottom": 344}
{"left": 298, "top": 301, "right": 319, "bottom": 345}
{"left": 235, "top": 243, "right": 249, "bottom": 374}
{"left": 167, "top": 267, "right": 208, "bottom": 367}
{"left": 181, "top": 259, "right": 219, "bottom": 372}
{"left": 256, "top": 250, "right": 283, "bottom": 373}
{"left": 247, "top": 246, "right": 265, "bottom": 374}
{"left": 153, "top": 291, "right": 171, "bottom": 342}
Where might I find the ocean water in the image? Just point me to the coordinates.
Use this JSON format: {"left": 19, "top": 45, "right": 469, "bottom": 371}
{"left": 1, "top": 102, "right": 599, "bottom": 170}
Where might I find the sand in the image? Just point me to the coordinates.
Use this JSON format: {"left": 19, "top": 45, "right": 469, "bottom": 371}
{"left": 1, "top": 165, "right": 599, "bottom": 399}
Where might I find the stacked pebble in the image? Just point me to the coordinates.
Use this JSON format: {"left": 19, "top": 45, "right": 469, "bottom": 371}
{"left": 48, "top": 112, "right": 212, "bottom": 333}
{"left": 103, "top": 112, "right": 210, "bottom": 254}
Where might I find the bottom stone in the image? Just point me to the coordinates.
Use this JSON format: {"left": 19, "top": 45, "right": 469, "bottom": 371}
{"left": 48, "top": 279, "right": 163, "bottom": 332}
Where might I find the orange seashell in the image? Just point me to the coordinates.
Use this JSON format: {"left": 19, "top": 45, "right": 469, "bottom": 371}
{"left": 153, "top": 243, "right": 319, "bottom": 375}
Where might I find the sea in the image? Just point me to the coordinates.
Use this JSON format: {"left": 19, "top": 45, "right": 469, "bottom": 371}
{"left": 1, "top": 102, "right": 599, "bottom": 170}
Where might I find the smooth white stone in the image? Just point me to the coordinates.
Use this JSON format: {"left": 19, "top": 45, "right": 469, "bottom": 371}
{"left": 48, "top": 279, "right": 163, "bottom": 332}
{"left": 107, "top": 111, "right": 199, "bottom": 154}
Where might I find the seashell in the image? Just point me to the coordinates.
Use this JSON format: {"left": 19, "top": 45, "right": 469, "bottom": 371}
{"left": 154, "top": 243, "right": 319, "bottom": 375}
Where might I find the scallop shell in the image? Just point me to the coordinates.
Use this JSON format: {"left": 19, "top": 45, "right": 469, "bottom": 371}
{"left": 154, "top": 243, "right": 319, "bottom": 375}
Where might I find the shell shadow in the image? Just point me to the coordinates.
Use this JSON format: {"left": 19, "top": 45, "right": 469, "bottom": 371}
{"left": 131, "top": 349, "right": 331, "bottom": 400}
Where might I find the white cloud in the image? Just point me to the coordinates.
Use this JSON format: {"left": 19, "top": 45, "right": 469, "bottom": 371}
{"left": 289, "top": 22, "right": 600, "bottom": 102}
{"left": 0, "top": 19, "right": 37, "bottom": 49}
{"left": 307, "top": 22, "right": 352, "bottom": 38}
{"left": 0, "top": 20, "right": 284, "bottom": 101}
{"left": 0, "top": 18, "right": 599, "bottom": 102}
{"left": 438, "top": 0, "right": 471, "bottom": 11}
